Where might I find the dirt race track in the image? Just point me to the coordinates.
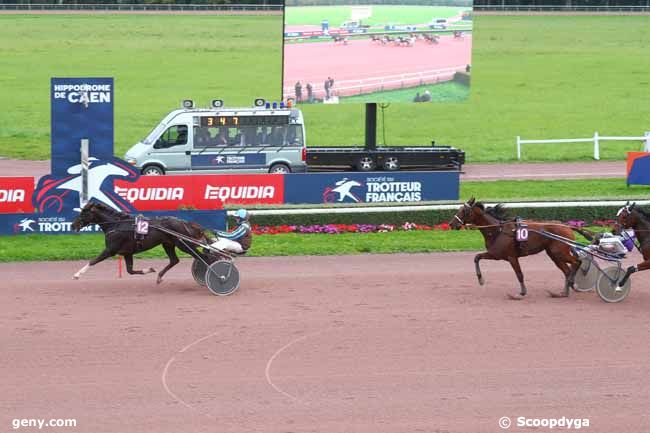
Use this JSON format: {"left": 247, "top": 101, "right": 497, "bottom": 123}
{"left": 2, "top": 253, "right": 650, "bottom": 433}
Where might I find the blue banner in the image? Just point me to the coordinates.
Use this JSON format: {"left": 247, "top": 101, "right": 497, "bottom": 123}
{"left": 284, "top": 171, "right": 459, "bottom": 204}
{"left": 51, "top": 77, "right": 114, "bottom": 177}
{"left": 0, "top": 210, "right": 226, "bottom": 236}
{"left": 627, "top": 154, "right": 650, "bottom": 186}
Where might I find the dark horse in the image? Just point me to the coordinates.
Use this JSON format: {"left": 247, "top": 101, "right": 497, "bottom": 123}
{"left": 71, "top": 202, "right": 208, "bottom": 284}
{"left": 449, "top": 198, "right": 582, "bottom": 299}
{"left": 614, "top": 202, "right": 650, "bottom": 289}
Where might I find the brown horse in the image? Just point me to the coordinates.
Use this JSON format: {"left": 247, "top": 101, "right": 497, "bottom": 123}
{"left": 449, "top": 198, "right": 582, "bottom": 299}
{"left": 614, "top": 202, "right": 650, "bottom": 289}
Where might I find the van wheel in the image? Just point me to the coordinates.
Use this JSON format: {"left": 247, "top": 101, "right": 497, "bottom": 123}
{"left": 383, "top": 157, "right": 400, "bottom": 171}
{"left": 356, "top": 156, "right": 376, "bottom": 172}
{"left": 142, "top": 165, "right": 164, "bottom": 176}
{"left": 269, "top": 163, "right": 291, "bottom": 174}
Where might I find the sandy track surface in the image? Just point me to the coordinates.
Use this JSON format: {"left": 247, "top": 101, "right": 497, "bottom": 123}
{"left": 1, "top": 253, "right": 649, "bottom": 432}
{"left": 0, "top": 159, "right": 625, "bottom": 181}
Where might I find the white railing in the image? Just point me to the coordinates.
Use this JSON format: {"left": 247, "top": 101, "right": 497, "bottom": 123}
{"left": 516, "top": 132, "right": 650, "bottom": 160}
{"left": 284, "top": 66, "right": 466, "bottom": 100}
{"left": 238, "top": 199, "right": 650, "bottom": 217}
{"left": 474, "top": 5, "right": 650, "bottom": 13}
{"left": 0, "top": 3, "right": 283, "bottom": 12}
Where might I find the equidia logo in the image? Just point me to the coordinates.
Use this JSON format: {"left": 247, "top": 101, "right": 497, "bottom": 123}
{"left": 323, "top": 178, "right": 363, "bottom": 203}
{"left": 0, "top": 189, "right": 25, "bottom": 203}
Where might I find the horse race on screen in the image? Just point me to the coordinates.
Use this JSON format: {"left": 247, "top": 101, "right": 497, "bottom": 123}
{"left": 283, "top": 0, "right": 473, "bottom": 104}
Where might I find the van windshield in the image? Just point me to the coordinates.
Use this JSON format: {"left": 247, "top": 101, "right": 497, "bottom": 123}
{"left": 192, "top": 123, "right": 304, "bottom": 147}
{"left": 142, "top": 123, "right": 167, "bottom": 145}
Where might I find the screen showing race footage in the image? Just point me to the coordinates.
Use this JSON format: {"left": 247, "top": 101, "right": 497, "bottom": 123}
{"left": 282, "top": 0, "right": 473, "bottom": 105}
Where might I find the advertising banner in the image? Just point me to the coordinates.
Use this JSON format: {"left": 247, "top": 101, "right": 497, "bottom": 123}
{"left": 114, "top": 173, "right": 284, "bottom": 210}
{"left": 51, "top": 77, "right": 114, "bottom": 176}
{"left": 0, "top": 177, "right": 35, "bottom": 214}
{"left": 0, "top": 209, "right": 226, "bottom": 236}
{"left": 284, "top": 171, "right": 459, "bottom": 204}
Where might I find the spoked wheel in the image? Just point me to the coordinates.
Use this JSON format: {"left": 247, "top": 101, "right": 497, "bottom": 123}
{"left": 191, "top": 259, "right": 208, "bottom": 286}
{"left": 573, "top": 256, "right": 598, "bottom": 292}
{"left": 596, "top": 266, "right": 631, "bottom": 303}
{"left": 205, "top": 260, "right": 240, "bottom": 296}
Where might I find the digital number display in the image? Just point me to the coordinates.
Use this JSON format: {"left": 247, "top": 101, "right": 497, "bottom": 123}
{"left": 200, "top": 115, "right": 290, "bottom": 127}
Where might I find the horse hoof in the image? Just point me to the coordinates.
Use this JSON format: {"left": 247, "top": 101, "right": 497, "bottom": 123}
{"left": 72, "top": 275, "right": 79, "bottom": 280}
{"left": 478, "top": 276, "right": 485, "bottom": 286}
{"left": 507, "top": 293, "right": 523, "bottom": 301}
{"left": 149, "top": 267, "right": 156, "bottom": 273}
{"left": 546, "top": 290, "right": 568, "bottom": 298}
{"left": 156, "top": 277, "right": 163, "bottom": 285}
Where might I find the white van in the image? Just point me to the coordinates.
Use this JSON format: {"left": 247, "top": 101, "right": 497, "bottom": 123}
{"left": 125, "top": 103, "right": 307, "bottom": 175}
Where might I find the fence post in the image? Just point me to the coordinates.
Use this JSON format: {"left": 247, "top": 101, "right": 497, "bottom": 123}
{"left": 516, "top": 136, "right": 521, "bottom": 160}
{"left": 644, "top": 131, "right": 650, "bottom": 152}
{"left": 593, "top": 131, "right": 600, "bottom": 160}
{"left": 80, "top": 138, "right": 89, "bottom": 208}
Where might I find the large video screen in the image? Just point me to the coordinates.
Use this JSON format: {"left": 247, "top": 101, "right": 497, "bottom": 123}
{"left": 283, "top": 0, "right": 473, "bottom": 105}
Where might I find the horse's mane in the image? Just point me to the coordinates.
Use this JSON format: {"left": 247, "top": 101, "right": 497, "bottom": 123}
{"left": 90, "top": 201, "right": 131, "bottom": 220}
{"left": 634, "top": 206, "right": 650, "bottom": 221}
{"left": 480, "top": 202, "right": 510, "bottom": 221}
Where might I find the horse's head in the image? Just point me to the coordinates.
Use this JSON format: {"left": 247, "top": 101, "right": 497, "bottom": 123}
{"left": 72, "top": 202, "right": 104, "bottom": 231}
{"left": 450, "top": 197, "right": 483, "bottom": 229}
{"left": 616, "top": 201, "right": 638, "bottom": 229}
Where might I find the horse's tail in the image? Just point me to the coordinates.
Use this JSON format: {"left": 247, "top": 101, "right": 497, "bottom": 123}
{"left": 570, "top": 227, "right": 596, "bottom": 241}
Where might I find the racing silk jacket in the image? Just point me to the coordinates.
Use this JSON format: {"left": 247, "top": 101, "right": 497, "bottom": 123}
{"left": 216, "top": 221, "right": 252, "bottom": 251}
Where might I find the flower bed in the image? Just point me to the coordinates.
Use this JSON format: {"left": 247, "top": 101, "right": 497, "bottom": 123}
{"left": 252, "top": 219, "right": 616, "bottom": 235}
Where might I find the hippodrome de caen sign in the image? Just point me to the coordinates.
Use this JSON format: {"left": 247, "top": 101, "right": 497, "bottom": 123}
{"left": 0, "top": 78, "right": 226, "bottom": 235}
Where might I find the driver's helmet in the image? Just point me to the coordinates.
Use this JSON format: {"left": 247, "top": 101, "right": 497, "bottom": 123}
{"left": 234, "top": 209, "right": 249, "bottom": 222}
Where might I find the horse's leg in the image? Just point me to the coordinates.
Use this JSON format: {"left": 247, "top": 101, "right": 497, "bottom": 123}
{"left": 474, "top": 252, "right": 497, "bottom": 285}
{"left": 72, "top": 248, "right": 114, "bottom": 280}
{"left": 123, "top": 254, "right": 155, "bottom": 276}
{"left": 617, "top": 259, "right": 650, "bottom": 290}
{"left": 507, "top": 256, "right": 527, "bottom": 298}
{"left": 545, "top": 247, "right": 572, "bottom": 298}
{"left": 156, "top": 243, "right": 180, "bottom": 285}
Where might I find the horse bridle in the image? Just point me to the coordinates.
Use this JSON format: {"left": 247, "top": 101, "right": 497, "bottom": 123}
{"left": 453, "top": 202, "right": 472, "bottom": 225}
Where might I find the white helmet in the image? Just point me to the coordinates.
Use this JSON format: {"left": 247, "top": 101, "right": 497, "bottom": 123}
{"left": 234, "top": 209, "right": 249, "bottom": 221}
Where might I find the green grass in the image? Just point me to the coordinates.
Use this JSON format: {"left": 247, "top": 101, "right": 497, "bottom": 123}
{"left": 284, "top": 6, "right": 468, "bottom": 27}
{"left": 0, "top": 14, "right": 283, "bottom": 160}
{"left": 340, "top": 82, "right": 469, "bottom": 104}
{"left": 461, "top": 178, "right": 650, "bottom": 202}
{"left": 0, "top": 230, "right": 484, "bottom": 262}
{"left": 0, "top": 227, "right": 603, "bottom": 263}
{"left": 1, "top": 15, "right": 649, "bottom": 162}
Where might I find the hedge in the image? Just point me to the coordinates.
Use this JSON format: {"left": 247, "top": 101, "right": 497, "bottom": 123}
{"left": 240, "top": 204, "right": 623, "bottom": 228}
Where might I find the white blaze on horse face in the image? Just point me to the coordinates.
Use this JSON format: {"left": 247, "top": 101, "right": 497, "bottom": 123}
{"left": 73, "top": 263, "right": 90, "bottom": 280}
{"left": 616, "top": 206, "right": 628, "bottom": 217}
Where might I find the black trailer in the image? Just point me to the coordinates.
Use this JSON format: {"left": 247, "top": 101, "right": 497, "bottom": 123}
{"left": 306, "top": 144, "right": 465, "bottom": 172}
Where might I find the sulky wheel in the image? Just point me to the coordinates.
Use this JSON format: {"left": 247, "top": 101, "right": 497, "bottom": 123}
{"left": 191, "top": 259, "right": 208, "bottom": 286}
{"left": 205, "top": 260, "right": 240, "bottom": 296}
{"left": 573, "top": 255, "right": 598, "bottom": 292}
{"left": 596, "top": 266, "right": 631, "bottom": 303}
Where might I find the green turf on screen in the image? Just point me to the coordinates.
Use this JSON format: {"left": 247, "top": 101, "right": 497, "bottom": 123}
{"left": 0, "top": 15, "right": 649, "bottom": 162}
{"left": 284, "top": 6, "right": 467, "bottom": 27}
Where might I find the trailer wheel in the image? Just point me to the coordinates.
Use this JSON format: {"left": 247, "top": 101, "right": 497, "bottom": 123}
{"left": 383, "top": 156, "right": 400, "bottom": 171}
{"left": 356, "top": 156, "right": 376, "bottom": 172}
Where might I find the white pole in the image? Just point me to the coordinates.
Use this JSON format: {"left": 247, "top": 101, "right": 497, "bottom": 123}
{"left": 644, "top": 131, "right": 650, "bottom": 152}
{"left": 516, "top": 136, "right": 521, "bottom": 160}
{"left": 593, "top": 131, "right": 600, "bottom": 160}
{"left": 80, "top": 138, "right": 89, "bottom": 208}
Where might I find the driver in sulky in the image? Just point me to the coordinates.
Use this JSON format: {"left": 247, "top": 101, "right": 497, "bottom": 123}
{"left": 209, "top": 209, "right": 252, "bottom": 254}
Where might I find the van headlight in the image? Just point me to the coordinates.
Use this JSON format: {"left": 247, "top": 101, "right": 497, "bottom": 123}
{"left": 126, "top": 158, "right": 137, "bottom": 165}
